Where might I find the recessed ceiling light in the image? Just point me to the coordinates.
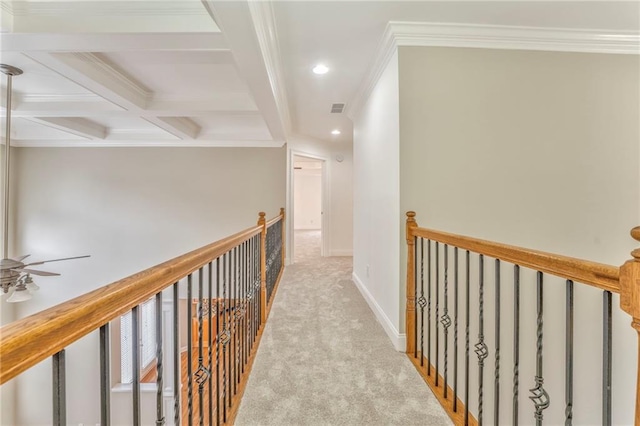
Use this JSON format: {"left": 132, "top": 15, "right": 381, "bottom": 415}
{"left": 331, "top": 129, "right": 341, "bottom": 135}
{"left": 313, "top": 64, "right": 329, "bottom": 75}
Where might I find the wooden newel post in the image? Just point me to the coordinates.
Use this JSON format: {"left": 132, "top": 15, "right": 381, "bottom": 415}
{"left": 258, "top": 212, "right": 267, "bottom": 324}
{"left": 406, "top": 211, "right": 418, "bottom": 356}
{"left": 620, "top": 226, "right": 640, "bottom": 426}
{"left": 280, "top": 207, "right": 286, "bottom": 266}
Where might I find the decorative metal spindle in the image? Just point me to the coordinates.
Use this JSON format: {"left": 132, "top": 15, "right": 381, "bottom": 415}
{"left": 215, "top": 260, "right": 221, "bottom": 426}
{"left": 196, "top": 268, "right": 207, "bottom": 426}
{"left": 494, "top": 259, "right": 501, "bottom": 426}
{"left": 155, "top": 292, "right": 164, "bottom": 426}
{"left": 513, "top": 266, "right": 520, "bottom": 426}
{"left": 242, "top": 242, "right": 247, "bottom": 372}
{"left": 227, "top": 252, "right": 232, "bottom": 408}
{"left": 132, "top": 305, "right": 141, "bottom": 426}
{"left": 419, "top": 238, "right": 426, "bottom": 366}
{"left": 100, "top": 324, "right": 111, "bottom": 426}
{"left": 237, "top": 244, "right": 242, "bottom": 384}
{"left": 454, "top": 247, "right": 459, "bottom": 412}
{"left": 565, "top": 280, "right": 574, "bottom": 426}
{"left": 464, "top": 250, "right": 470, "bottom": 426}
{"left": 436, "top": 241, "right": 440, "bottom": 386}
{"left": 441, "top": 244, "right": 452, "bottom": 397}
{"left": 427, "top": 240, "right": 432, "bottom": 375}
{"left": 208, "top": 262, "right": 214, "bottom": 426}
{"left": 529, "top": 272, "right": 550, "bottom": 426}
{"left": 52, "top": 350, "right": 66, "bottom": 426}
{"left": 173, "top": 283, "right": 180, "bottom": 426}
{"left": 475, "top": 254, "right": 488, "bottom": 426}
{"left": 186, "top": 275, "right": 193, "bottom": 426}
{"left": 414, "top": 236, "right": 419, "bottom": 360}
{"left": 603, "top": 291, "right": 612, "bottom": 426}
{"left": 222, "top": 253, "right": 228, "bottom": 422}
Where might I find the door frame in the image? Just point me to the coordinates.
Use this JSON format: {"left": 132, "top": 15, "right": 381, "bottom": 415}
{"left": 287, "top": 149, "right": 330, "bottom": 263}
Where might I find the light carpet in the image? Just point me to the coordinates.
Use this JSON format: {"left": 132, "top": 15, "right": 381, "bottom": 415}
{"left": 235, "top": 230, "right": 450, "bottom": 426}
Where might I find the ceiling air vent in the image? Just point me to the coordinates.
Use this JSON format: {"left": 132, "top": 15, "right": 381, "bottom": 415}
{"left": 330, "top": 103, "right": 345, "bottom": 114}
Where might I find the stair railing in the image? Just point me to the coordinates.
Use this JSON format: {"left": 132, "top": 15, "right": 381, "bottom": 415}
{"left": 405, "top": 211, "right": 640, "bottom": 426}
{"left": 0, "top": 209, "right": 286, "bottom": 426}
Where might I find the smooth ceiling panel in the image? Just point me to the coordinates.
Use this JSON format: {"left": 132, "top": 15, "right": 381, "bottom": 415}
{"left": 100, "top": 51, "right": 253, "bottom": 100}
{"left": 195, "top": 114, "right": 272, "bottom": 140}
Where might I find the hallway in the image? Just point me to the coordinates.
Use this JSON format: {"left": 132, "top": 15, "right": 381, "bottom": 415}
{"left": 235, "top": 231, "right": 450, "bottom": 425}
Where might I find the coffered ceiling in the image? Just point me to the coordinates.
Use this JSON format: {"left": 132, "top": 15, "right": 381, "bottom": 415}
{"left": 1, "top": 1, "right": 638, "bottom": 148}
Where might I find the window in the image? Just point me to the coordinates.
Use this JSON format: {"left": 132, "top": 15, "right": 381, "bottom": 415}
{"left": 120, "top": 297, "right": 156, "bottom": 383}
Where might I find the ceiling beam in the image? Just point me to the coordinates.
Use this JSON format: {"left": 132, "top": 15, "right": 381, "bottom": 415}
{"left": 26, "top": 52, "right": 150, "bottom": 111}
{"left": 26, "top": 117, "right": 108, "bottom": 140}
{"left": 202, "top": 1, "right": 288, "bottom": 142}
{"left": 145, "top": 117, "right": 202, "bottom": 140}
{"left": 1, "top": 33, "right": 228, "bottom": 53}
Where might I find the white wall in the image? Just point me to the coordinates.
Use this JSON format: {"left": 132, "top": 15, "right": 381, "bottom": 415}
{"left": 352, "top": 50, "right": 403, "bottom": 350}
{"left": 398, "top": 47, "right": 639, "bottom": 425}
{"left": 10, "top": 146, "right": 285, "bottom": 425}
{"left": 287, "top": 136, "right": 353, "bottom": 258}
{"left": 293, "top": 168, "right": 322, "bottom": 230}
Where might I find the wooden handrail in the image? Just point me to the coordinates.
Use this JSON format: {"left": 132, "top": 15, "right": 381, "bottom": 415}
{"left": 0, "top": 212, "right": 284, "bottom": 385}
{"left": 412, "top": 222, "right": 620, "bottom": 293}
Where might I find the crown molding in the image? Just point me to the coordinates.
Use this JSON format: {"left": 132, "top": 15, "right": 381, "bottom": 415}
{"left": 11, "top": 139, "right": 286, "bottom": 148}
{"left": 7, "top": 1, "right": 210, "bottom": 17}
{"left": 248, "top": 0, "right": 292, "bottom": 136}
{"left": 347, "top": 22, "right": 640, "bottom": 120}
{"left": 20, "top": 93, "right": 105, "bottom": 104}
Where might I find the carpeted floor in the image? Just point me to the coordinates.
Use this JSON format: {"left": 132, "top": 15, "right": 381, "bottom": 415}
{"left": 235, "top": 230, "right": 450, "bottom": 426}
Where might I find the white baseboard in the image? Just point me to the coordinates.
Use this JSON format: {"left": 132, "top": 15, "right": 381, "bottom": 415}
{"left": 352, "top": 272, "right": 406, "bottom": 352}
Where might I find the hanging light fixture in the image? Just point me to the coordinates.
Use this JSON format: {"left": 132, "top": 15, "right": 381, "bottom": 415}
{"left": 1, "top": 64, "right": 89, "bottom": 302}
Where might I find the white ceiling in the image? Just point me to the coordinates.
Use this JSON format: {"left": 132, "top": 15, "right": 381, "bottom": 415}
{"left": 1, "top": 1, "right": 638, "bottom": 148}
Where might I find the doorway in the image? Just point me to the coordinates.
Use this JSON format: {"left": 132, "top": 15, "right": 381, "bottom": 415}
{"left": 292, "top": 155, "right": 324, "bottom": 262}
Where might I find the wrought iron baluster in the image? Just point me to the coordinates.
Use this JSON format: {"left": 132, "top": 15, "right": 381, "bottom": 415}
{"left": 208, "top": 262, "right": 214, "bottom": 426}
{"left": 216, "top": 259, "right": 221, "bottom": 426}
{"left": 196, "top": 268, "right": 207, "bottom": 426}
{"left": 419, "top": 238, "right": 426, "bottom": 366}
{"left": 529, "top": 271, "right": 549, "bottom": 426}
{"left": 454, "top": 247, "right": 459, "bottom": 412}
{"left": 173, "top": 282, "right": 180, "bottom": 426}
{"left": 132, "top": 305, "right": 141, "bottom": 426}
{"left": 513, "top": 266, "right": 520, "bottom": 426}
{"left": 52, "top": 350, "right": 66, "bottom": 426}
{"left": 464, "top": 250, "right": 470, "bottom": 426}
{"left": 427, "top": 240, "right": 432, "bottom": 375}
{"left": 603, "top": 291, "right": 612, "bottom": 426}
{"left": 494, "top": 259, "right": 501, "bottom": 426}
{"left": 222, "top": 253, "right": 229, "bottom": 422}
{"left": 155, "top": 292, "right": 164, "bottom": 426}
{"left": 235, "top": 246, "right": 243, "bottom": 386}
{"left": 441, "top": 244, "right": 451, "bottom": 397}
{"left": 475, "top": 254, "right": 488, "bottom": 426}
{"left": 414, "top": 236, "right": 419, "bottom": 360}
{"left": 100, "top": 324, "right": 111, "bottom": 426}
{"left": 187, "top": 275, "right": 193, "bottom": 426}
{"left": 565, "top": 280, "right": 573, "bottom": 426}
{"left": 227, "top": 252, "right": 232, "bottom": 409}
{"left": 436, "top": 241, "right": 440, "bottom": 386}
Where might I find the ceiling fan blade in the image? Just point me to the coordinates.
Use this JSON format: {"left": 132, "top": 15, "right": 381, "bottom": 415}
{"left": 10, "top": 254, "right": 30, "bottom": 262}
{"left": 13, "top": 268, "right": 60, "bottom": 277}
{"left": 23, "top": 255, "right": 90, "bottom": 267}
